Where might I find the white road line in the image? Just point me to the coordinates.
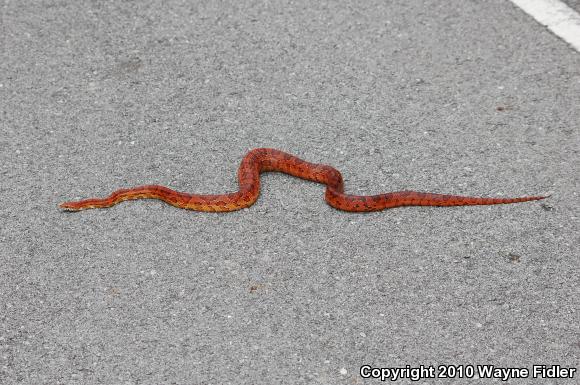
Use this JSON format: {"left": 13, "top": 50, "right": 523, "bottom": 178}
{"left": 510, "top": 0, "right": 580, "bottom": 52}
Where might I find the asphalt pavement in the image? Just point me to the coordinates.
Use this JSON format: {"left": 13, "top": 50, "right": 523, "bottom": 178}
{"left": 1, "top": 1, "right": 579, "bottom": 384}
{"left": 565, "top": 0, "right": 580, "bottom": 14}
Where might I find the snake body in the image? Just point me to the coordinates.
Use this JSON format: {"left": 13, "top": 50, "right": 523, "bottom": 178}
{"left": 60, "top": 148, "right": 546, "bottom": 212}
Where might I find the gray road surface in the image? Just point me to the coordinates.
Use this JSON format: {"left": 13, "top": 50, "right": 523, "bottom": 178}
{"left": 565, "top": 0, "right": 580, "bottom": 14}
{"left": 1, "top": 1, "right": 579, "bottom": 384}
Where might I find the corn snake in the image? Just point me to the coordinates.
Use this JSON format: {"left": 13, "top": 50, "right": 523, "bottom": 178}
{"left": 60, "top": 148, "right": 546, "bottom": 212}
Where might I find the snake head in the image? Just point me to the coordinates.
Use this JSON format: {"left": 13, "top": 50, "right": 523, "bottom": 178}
{"left": 59, "top": 201, "right": 83, "bottom": 211}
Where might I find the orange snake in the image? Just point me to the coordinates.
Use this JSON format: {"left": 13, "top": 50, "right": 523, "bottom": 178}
{"left": 60, "top": 148, "right": 546, "bottom": 212}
